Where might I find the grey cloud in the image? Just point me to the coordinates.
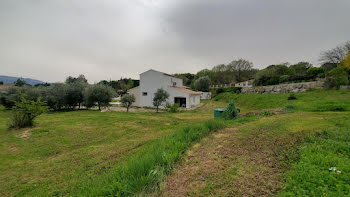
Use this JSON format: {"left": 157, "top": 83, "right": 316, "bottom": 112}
{"left": 0, "top": 0, "right": 349, "bottom": 83}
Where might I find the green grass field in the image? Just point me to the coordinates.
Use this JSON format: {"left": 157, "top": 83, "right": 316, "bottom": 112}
{"left": 1, "top": 89, "right": 350, "bottom": 196}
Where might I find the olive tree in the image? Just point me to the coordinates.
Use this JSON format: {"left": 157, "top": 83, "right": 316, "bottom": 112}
{"left": 153, "top": 88, "right": 169, "bottom": 113}
{"left": 84, "top": 84, "right": 115, "bottom": 110}
{"left": 194, "top": 76, "right": 211, "bottom": 92}
{"left": 121, "top": 94, "right": 135, "bottom": 112}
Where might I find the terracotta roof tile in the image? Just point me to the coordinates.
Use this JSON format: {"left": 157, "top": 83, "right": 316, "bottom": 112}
{"left": 170, "top": 86, "right": 201, "bottom": 95}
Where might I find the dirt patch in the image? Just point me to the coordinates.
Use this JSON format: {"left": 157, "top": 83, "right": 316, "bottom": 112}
{"left": 239, "top": 108, "right": 284, "bottom": 117}
{"left": 8, "top": 146, "right": 19, "bottom": 151}
{"left": 19, "top": 129, "right": 32, "bottom": 138}
{"left": 158, "top": 120, "right": 302, "bottom": 197}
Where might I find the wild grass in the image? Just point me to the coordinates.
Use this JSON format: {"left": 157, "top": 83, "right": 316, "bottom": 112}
{"left": 74, "top": 120, "right": 224, "bottom": 196}
{"left": 215, "top": 89, "right": 350, "bottom": 112}
{"left": 279, "top": 113, "right": 350, "bottom": 196}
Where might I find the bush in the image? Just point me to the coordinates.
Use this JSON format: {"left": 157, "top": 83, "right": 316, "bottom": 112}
{"left": 226, "top": 87, "right": 242, "bottom": 94}
{"left": 166, "top": 103, "right": 179, "bottom": 113}
{"left": 222, "top": 101, "right": 239, "bottom": 120}
{"left": 279, "top": 75, "right": 290, "bottom": 83}
{"left": 84, "top": 84, "right": 116, "bottom": 110}
{"left": 8, "top": 92, "right": 49, "bottom": 129}
{"left": 284, "top": 105, "right": 295, "bottom": 112}
{"left": 153, "top": 88, "right": 169, "bottom": 113}
{"left": 287, "top": 93, "right": 297, "bottom": 100}
{"left": 120, "top": 94, "right": 135, "bottom": 112}
{"left": 324, "top": 67, "right": 349, "bottom": 89}
{"left": 216, "top": 87, "right": 225, "bottom": 94}
{"left": 0, "top": 87, "right": 21, "bottom": 109}
{"left": 214, "top": 87, "right": 241, "bottom": 96}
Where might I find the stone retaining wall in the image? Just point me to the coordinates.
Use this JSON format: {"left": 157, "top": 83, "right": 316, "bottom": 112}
{"left": 241, "top": 81, "right": 324, "bottom": 93}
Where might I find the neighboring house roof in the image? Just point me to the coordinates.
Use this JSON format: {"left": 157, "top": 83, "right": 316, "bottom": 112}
{"left": 128, "top": 86, "right": 139, "bottom": 91}
{"left": 170, "top": 86, "right": 201, "bottom": 95}
{"left": 140, "top": 69, "right": 182, "bottom": 80}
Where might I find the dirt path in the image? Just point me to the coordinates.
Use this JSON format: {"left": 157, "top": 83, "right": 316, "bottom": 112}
{"left": 158, "top": 118, "right": 303, "bottom": 196}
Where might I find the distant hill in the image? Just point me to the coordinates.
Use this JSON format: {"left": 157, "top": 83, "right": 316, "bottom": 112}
{"left": 0, "top": 76, "right": 45, "bottom": 85}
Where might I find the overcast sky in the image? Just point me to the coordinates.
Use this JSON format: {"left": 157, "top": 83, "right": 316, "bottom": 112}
{"left": 1, "top": 0, "right": 349, "bottom": 83}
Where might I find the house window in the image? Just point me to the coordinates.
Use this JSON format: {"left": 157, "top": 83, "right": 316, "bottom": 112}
{"left": 142, "top": 92, "right": 147, "bottom": 96}
{"left": 173, "top": 82, "right": 177, "bottom": 86}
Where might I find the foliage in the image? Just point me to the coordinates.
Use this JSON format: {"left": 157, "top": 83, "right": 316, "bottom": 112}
{"left": 8, "top": 92, "right": 48, "bottom": 129}
{"left": 153, "top": 88, "right": 169, "bottom": 113}
{"left": 254, "top": 64, "right": 292, "bottom": 86}
{"left": 287, "top": 93, "right": 297, "bottom": 100}
{"left": 322, "top": 63, "right": 338, "bottom": 73}
{"left": 341, "top": 51, "right": 350, "bottom": 69}
{"left": 65, "top": 75, "right": 88, "bottom": 109}
{"left": 194, "top": 76, "right": 211, "bottom": 92}
{"left": 120, "top": 94, "right": 135, "bottom": 112}
{"left": 222, "top": 101, "right": 239, "bottom": 120}
{"left": 214, "top": 87, "right": 242, "bottom": 97}
{"left": 166, "top": 103, "right": 179, "bottom": 113}
{"left": 0, "top": 75, "right": 89, "bottom": 111}
{"left": 228, "top": 59, "right": 254, "bottom": 82}
{"left": 279, "top": 75, "right": 290, "bottom": 83}
{"left": 307, "top": 67, "right": 325, "bottom": 79}
{"left": 84, "top": 84, "right": 116, "bottom": 110}
{"left": 14, "top": 79, "right": 27, "bottom": 87}
{"left": 0, "top": 87, "right": 21, "bottom": 109}
{"left": 0, "top": 81, "right": 3, "bottom": 85}
{"left": 194, "top": 59, "right": 256, "bottom": 86}
{"left": 99, "top": 78, "right": 139, "bottom": 92}
{"left": 324, "top": 67, "right": 349, "bottom": 89}
{"left": 174, "top": 73, "right": 195, "bottom": 86}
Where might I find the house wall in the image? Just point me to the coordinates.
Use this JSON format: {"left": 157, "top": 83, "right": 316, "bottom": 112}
{"left": 168, "top": 88, "right": 189, "bottom": 108}
{"left": 128, "top": 86, "right": 140, "bottom": 106}
{"left": 200, "top": 92, "right": 211, "bottom": 100}
{"left": 189, "top": 95, "right": 201, "bottom": 108}
{"left": 139, "top": 70, "right": 183, "bottom": 108}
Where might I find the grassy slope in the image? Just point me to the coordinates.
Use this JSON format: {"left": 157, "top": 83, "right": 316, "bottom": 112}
{"left": 159, "top": 89, "right": 350, "bottom": 196}
{"left": 216, "top": 89, "right": 350, "bottom": 112}
{"left": 0, "top": 104, "right": 221, "bottom": 197}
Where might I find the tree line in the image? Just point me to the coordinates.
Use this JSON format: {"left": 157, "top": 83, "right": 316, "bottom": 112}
{"left": 0, "top": 75, "right": 116, "bottom": 111}
{"left": 176, "top": 41, "right": 350, "bottom": 91}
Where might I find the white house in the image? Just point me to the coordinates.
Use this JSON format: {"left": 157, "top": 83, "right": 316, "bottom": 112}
{"left": 234, "top": 80, "right": 254, "bottom": 88}
{"left": 128, "top": 69, "right": 201, "bottom": 109}
{"left": 200, "top": 92, "right": 211, "bottom": 100}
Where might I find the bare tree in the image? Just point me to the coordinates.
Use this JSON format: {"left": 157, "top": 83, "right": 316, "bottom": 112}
{"left": 319, "top": 41, "right": 350, "bottom": 64}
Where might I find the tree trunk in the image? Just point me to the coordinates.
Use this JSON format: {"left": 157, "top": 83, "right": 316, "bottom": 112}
{"left": 98, "top": 102, "right": 101, "bottom": 111}
{"left": 156, "top": 105, "right": 159, "bottom": 113}
{"left": 127, "top": 107, "right": 129, "bottom": 112}
{"left": 78, "top": 103, "right": 81, "bottom": 109}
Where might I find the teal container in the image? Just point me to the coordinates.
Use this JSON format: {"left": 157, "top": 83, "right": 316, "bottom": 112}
{"left": 214, "top": 108, "right": 226, "bottom": 118}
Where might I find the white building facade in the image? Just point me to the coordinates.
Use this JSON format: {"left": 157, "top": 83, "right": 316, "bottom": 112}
{"left": 128, "top": 69, "right": 201, "bottom": 109}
